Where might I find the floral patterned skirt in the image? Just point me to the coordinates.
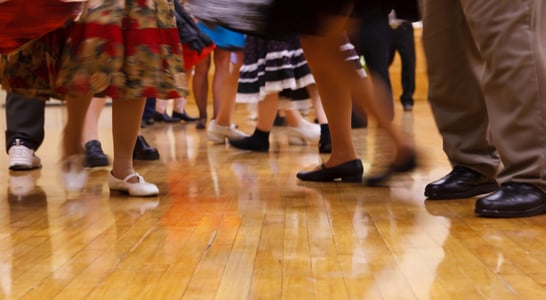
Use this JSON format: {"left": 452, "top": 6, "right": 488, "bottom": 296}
{"left": 1, "top": 0, "right": 188, "bottom": 100}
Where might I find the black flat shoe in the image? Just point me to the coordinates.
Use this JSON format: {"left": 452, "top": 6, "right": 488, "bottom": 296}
{"left": 133, "top": 135, "right": 160, "bottom": 160}
{"left": 152, "top": 112, "right": 180, "bottom": 123}
{"left": 172, "top": 111, "right": 198, "bottom": 122}
{"left": 364, "top": 150, "right": 417, "bottom": 186}
{"left": 475, "top": 183, "right": 546, "bottom": 218}
{"left": 297, "top": 159, "right": 363, "bottom": 182}
{"left": 84, "top": 140, "right": 109, "bottom": 167}
{"left": 228, "top": 129, "right": 269, "bottom": 152}
{"left": 424, "top": 166, "right": 498, "bottom": 199}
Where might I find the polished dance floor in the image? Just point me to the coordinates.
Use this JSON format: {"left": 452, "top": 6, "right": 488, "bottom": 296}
{"left": 2, "top": 40, "right": 546, "bottom": 299}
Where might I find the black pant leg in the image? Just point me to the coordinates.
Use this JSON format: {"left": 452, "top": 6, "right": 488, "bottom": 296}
{"left": 351, "top": 8, "right": 394, "bottom": 120}
{"left": 5, "top": 92, "right": 46, "bottom": 153}
{"left": 395, "top": 22, "right": 416, "bottom": 105}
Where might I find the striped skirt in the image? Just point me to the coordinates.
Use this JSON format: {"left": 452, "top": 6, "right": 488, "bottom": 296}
{"left": 237, "top": 35, "right": 315, "bottom": 107}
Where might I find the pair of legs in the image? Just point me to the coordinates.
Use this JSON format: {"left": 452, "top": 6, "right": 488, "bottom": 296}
{"left": 64, "top": 94, "right": 146, "bottom": 184}
{"left": 193, "top": 48, "right": 243, "bottom": 129}
{"left": 152, "top": 97, "right": 195, "bottom": 123}
{"left": 299, "top": 15, "right": 414, "bottom": 174}
{"left": 422, "top": 0, "right": 546, "bottom": 217}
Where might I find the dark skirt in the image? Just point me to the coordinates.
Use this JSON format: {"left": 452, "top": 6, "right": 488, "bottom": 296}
{"left": 237, "top": 35, "right": 314, "bottom": 105}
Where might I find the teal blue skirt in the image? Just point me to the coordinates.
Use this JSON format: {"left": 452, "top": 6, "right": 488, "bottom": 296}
{"left": 196, "top": 23, "right": 245, "bottom": 50}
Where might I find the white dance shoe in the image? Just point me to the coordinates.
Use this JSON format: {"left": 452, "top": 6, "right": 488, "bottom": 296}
{"left": 287, "top": 120, "right": 321, "bottom": 145}
{"left": 108, "top": 172, "right": 159, "bottom": 197}
{"left": 207, "top": 119, "right": 249, "bottom": 144}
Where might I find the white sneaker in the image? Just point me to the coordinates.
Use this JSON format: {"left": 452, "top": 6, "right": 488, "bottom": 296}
{"left": 287, "top": 120, "right": 321, "bottom": 145}
{"left": 108, "top": 172, "right": 159, "bottom": 197}
{"left": 207, "top": 119, "right": 249, "bottom": 144}
{"left": 8, "top": 139, "right": 42, "bottom": 170}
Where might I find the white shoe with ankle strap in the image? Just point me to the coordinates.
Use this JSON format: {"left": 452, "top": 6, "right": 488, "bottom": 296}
{"left": 108, "top": 172, "right": 159, "bottom": 197}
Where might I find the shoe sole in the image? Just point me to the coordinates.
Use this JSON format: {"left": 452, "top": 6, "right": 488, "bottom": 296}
{"left": 475, "top": 204, "right": 546, "bottom": 218}
{"left": 86, "top": 158, "right": 109, "bottom": 168}
{"left": 425, "top": 183, "right": 499, "bottom": 200}
{"left": 9, "top": 164, "right": 41, "bottom": 171}
{"left": 110, "top": 188, "right": 159, "bottom": 197}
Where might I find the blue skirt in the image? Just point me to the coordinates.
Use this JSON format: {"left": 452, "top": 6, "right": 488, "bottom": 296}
{"left": 197, "top": 23, "right": 245, "bottom": 50}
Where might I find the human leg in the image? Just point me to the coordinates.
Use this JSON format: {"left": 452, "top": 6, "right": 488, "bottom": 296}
{"left": 228, "top": 93, "right": 278, "bottom": 152}
{"left": 81, "top": 97, "right": 109, "bottom": 167}
{"left": 172, "top": 96, "right": 198, "bottom": 121}
{"left": 109, "top": 97, "right": 158, "bottom": 196}
{"left": 395, "top": 22, "right": 416, "bottom": 110}
{"left": 212, "top": 48, "right": 240, "bottom": 125}
{"left": 462, "top": 0, "right": 546, "bottom": 216}
{"left": 5, "top": 92, "right": 44, "bottom": 170}
{"left": 152, "top": 98, "right": 180, "bottom": 123}
{"left": 421, "top": 0, "right": 500, "bottom": 199}
{"left": 307, "top": 84, "right": 331, "bottom": 153}
{"left": 351, "top": 8, "right": 394, "bottom": 121}
{"left": 141, "top": 97, "right": 156, "bottom": 127}
{"left": 193, "top": 55, "right": 211, "bottom": 129}
{"left": 298, "top": 11, "right": 418, "bottom": 183}
{"left": 207, "top": 50, "right": 248, "bottom": 143}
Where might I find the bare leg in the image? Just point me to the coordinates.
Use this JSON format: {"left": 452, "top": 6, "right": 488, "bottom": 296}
{"left": 301, "top": 19, "right": 413, "bottom": 168}
{"left": 213, "top": 49, "right": 243, "bottom": 126}
{"left": 307, "top": 84, "right": 327, "bottom": 124}
{"left": 62, "top": 93, "right": 93, "bottom": 160}
{"left": 111, "top": 98, "right": 145, "bottom": 182}
{"left": 173, "top": 97, "right": 187, "bottom": 114}
{"left": 155, "top": 98, "right": 169, "bottom": 114}
{"left": 255, "top": 94, "right": 280, "bottom": 132}
{"left": 81, "top": 97, "right": 106, "bottom": 147}
{"left": 301, "top": 35, "right": 356, "bottom": 167}
{"left": 193, "top": 55, "right": 211, "bottom": 121}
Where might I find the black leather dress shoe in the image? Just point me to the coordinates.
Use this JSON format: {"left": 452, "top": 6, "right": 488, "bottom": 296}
{"left": 425, "top": 166, "right": 499, "bottom": 199}
{"left": 84, "top": 140, "right": 109, "bottom": 167}
{"left": 133, "top": 135, "right": 160, "bottom": 160}
{"left": 152, "top": 112, "right": 180, "bottom": 123}
{"left": 172, "top": 111, "right": 198, "bottom": 122}
{"left": 475, "top": 183, "right": 546, "bottom": 218}
{"left": 297, "top": 159, "right": 363, "bottom": 182}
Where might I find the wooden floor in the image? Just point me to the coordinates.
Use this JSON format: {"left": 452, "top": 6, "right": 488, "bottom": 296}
{"left": 2, "top": 35, "right": 546, "bottom": 299}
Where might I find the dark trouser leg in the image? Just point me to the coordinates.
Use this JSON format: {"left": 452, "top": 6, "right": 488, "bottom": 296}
{"left": 396, "top": 22, "right": 416, "bottom": 106}
{"left": 351, "top": 8, "right": 394, "bottom": 121}
{"left": 5, "top": 92, "right": 45, "bottom": 153}
{"left": 142, "top": 97, "right": 156, "bottom": 121}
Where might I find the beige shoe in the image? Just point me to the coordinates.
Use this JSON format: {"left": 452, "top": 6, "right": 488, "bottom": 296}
{"left": 287, "top": 120, "right": 321, "bottom": 145}
{"left": 207, "top": 119, "right": 249, "bottom": 144}
{"left": 108, "top": 172, "right": 159, "bottom": 197}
